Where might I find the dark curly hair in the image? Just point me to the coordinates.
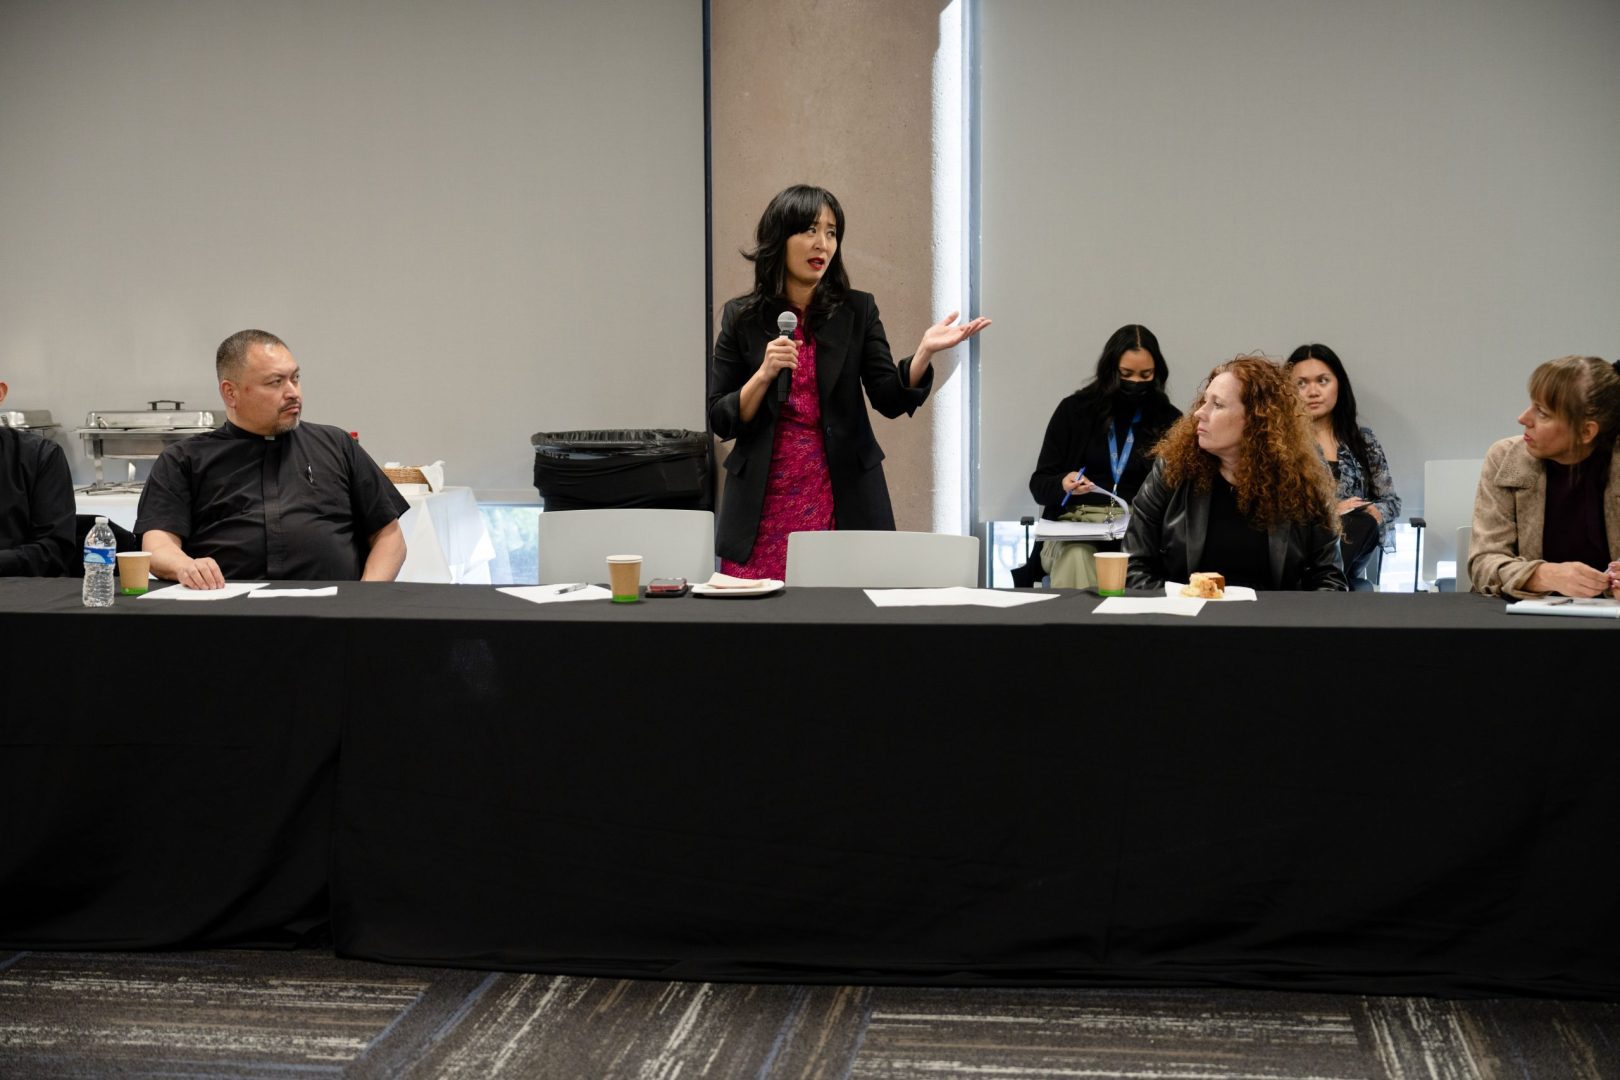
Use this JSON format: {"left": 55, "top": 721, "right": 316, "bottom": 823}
{"left": 1154, "top": 354, "right": 1337, "bottom": 530}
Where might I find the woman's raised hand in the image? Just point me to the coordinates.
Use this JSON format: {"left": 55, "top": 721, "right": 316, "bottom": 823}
{"left": 917, "top": 311, "right": 992, "bottom": 360}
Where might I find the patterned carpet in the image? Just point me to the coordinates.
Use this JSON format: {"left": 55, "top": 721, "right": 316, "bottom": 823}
{"left": 0, "top": 948, "right": 1615, "bottom": 1078}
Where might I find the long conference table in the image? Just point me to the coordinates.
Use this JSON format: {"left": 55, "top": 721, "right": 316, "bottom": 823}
{"left": 2, "top": 578, "right": 1616, "bottom": 999}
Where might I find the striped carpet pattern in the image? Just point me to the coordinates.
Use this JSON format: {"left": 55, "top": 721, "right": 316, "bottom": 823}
{"left": 1, "top": 949, "right": 1615, "bottom": 1078}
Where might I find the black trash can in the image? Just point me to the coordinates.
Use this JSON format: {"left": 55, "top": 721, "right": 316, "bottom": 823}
{"left": 531, "top": 429, "right": 712, "bottom": 511}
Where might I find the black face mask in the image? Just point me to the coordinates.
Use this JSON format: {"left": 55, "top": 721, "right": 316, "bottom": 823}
{"left": 1118, "top": 379, "right": 1153, "bottom": 398}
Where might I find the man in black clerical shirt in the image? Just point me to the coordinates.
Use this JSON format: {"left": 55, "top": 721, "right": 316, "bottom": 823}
{"left": 136, "top": 329, "right": 409, "bottom": 589}
{"left": 0, "top": 376, "right": 76, "bottom": 577}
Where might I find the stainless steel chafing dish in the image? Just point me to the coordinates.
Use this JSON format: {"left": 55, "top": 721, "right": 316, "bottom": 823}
{"left": 76, "top": 399, "right": 216, "bottom": 488}
{"left": 0, "top": 408, "right": 61, "bottom": 432}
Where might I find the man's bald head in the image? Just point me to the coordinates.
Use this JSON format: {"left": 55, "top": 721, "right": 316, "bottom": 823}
{"left": 216, "top": 329, "right": 289, "bottom": 383}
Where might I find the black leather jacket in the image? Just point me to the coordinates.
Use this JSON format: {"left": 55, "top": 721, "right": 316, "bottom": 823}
{"left": 1124, "top": 459, "right": 1347, "bottom": 591}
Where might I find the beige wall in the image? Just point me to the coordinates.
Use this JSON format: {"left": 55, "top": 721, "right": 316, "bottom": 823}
{"left": 709, "top": 0, "right": 953, "bottom": 533}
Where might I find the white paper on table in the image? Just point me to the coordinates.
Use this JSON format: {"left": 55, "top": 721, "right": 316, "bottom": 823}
{"left": 139, "top": 582, "right": 269, "bottom": 601}
{"left": 249, "top": 587, "right": 338, "bottom": 598}
{"left": 863, "top": 587, "right": 1060, "bottom": 608}
{"left": 1165, "top": 582, "right": 1258, "bottom": 602}
{"left": 498, "top": 584, "right": 612, "bottom": 604}
{"left": 1505, "top": 597, "right": 1620, "bottom": 619}
{"left": 1094, "top": 596, "right": 1205, "bottom": 616}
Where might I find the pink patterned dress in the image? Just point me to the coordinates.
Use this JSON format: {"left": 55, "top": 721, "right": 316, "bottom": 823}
{"left": 721, "top": 317, "right": 835, "bottom": 581}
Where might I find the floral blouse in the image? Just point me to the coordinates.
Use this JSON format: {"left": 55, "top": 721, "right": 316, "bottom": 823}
{"left": 1331, "top": 426, "right": 1401, "bottom": 550}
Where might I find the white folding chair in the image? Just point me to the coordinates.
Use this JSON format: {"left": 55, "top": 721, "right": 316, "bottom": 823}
{"left": 1412, "top": 458, "right": 1483, "bottom": 591}
{"left": 537, "top": 509, "right": 715, "bottom": 584}
{"left": 785, "top": 530, "right": 980, "bottom": 587}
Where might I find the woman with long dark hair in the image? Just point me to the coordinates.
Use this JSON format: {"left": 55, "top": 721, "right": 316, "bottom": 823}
{"left": 707, "top": 184, "right": 990, "bottom": 580}
{"left": 1285, "top": 344, "right": 1401, "bottom": 580}
{"left": 1027, "top": 324, "right": 1181, "bottom": 588}
{"left": 1126, "top": 355, "right": 1346, "bottom": 591}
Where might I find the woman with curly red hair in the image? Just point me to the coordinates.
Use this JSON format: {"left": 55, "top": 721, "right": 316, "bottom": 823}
{"left": 1125, "top": 354, "right": 1347, "bottom": 591}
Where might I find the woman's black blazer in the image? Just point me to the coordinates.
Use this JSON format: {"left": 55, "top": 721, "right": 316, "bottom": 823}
{"left": 1124, "top": 459, "right": 1347, "bottom": 591}
{"left": 707, "top": 291, "right": 932, "bottom": 564}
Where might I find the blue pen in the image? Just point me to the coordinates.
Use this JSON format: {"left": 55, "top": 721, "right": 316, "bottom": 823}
{"left": 1060, "top": 466, "right": 1086, "bottom": 507}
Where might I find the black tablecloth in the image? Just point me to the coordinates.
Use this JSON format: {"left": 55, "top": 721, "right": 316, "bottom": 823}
{"left": 2, "top": 579, "right": 1616, "bottom": 997}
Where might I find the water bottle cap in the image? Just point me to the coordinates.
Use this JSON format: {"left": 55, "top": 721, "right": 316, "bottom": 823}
{"left": 95, "top": 516, "right": 108, "bottom": 524}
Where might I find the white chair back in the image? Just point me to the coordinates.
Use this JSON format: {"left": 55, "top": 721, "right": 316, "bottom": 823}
{"left": 1421, "top": 458, "right": 1484, "bottom": 586}
{"left": 785, "top": 530, "right": 980, "bottom": 587}
{"left": 537, "top": 509, "right": 715, "bottom": 584}
{"left": 1455, "top": 525, "right": 1473, "bottom": 592}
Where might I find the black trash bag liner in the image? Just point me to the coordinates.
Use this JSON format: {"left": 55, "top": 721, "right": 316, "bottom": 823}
{"left": 531, "top": 429, "right": 711, "bottom": 511}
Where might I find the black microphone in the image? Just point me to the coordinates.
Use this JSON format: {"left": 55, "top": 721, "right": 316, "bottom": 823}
{"left": 775, "top": 310, "right": 798, "bottom": 403}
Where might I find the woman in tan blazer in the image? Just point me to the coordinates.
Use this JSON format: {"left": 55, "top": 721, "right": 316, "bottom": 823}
{"left": 1470, "top": 356, "right": 1620, "bottom": 598}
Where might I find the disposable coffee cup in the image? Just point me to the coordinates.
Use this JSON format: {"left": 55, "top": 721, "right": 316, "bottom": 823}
{"left": 115, "top": 551, "right": 152, "bottom": 596}
{"left": 1094, "top": 551, "right": 1128, "bottom": 597}
{"left": 606, "top": 554, "right": 642, "bottom": 603}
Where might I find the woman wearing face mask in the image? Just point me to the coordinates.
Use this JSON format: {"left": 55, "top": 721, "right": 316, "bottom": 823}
{"left": 1285, "top": 344, "right": 1401, "bottom": 581}
{"left": 1125, "top": 354, "right": 1346, "bottom": 591}
{"left": 708, "top": 184, "right": 991, "bottom": 581}
{"left": 1470, "top": 356, "right": 1620, "bottom": 598}
{"left": 1027, "top": 325, "right": 1181, "bottom": 588}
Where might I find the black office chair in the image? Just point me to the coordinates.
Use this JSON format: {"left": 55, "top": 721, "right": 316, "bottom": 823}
{"left": 72, "top": 514, "right": 141, "bottom": 576}
{"left": 1010, "top": 515, "right": 1047, "bottom": 588}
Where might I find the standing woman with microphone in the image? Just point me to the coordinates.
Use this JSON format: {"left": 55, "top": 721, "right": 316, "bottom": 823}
{"left": 708, "top": 184, "right": 990, "bottom": 580}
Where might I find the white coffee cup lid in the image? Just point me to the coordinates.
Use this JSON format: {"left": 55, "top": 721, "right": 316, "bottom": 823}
{"left": 606, "top": 554, "right": 643, "bottom": 563}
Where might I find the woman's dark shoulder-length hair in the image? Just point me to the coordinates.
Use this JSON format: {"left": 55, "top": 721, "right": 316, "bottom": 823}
{"left": 735, "top": 184, "right": 850, "bottom": 327}
{"left": 1285, "top": 342, "right": 1382, "bottom": 501}
{"left": 1076, "top": 323, "right": 1175, "bottom": 420}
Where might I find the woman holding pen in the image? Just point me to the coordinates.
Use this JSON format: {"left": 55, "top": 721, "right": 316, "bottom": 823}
{"left": 1027, "top": 324, "right": 1181, "bottom": 588}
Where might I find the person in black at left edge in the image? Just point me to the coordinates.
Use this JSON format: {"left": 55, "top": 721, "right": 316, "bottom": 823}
{"left": 136, "top": 329, "right": 408, "bottom": 589}
{"left": 0, "top": 373, "right": 76, "bottom": 576}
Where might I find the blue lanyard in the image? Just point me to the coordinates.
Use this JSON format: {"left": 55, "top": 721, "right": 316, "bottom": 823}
{"left": 1107, "top": 410, "right": 1142, "bottom": 488}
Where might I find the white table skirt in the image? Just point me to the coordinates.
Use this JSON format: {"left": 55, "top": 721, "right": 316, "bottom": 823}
{"left": 74, "top": 485, "right": 494, "bottom": 585}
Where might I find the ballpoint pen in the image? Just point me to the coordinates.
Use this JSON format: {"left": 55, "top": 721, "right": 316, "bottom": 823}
{"left": 1060, "top": 466, "right": 1086, "bottom": 507}
{"left": 554, "top": 582, "right": 587, "bottom": 593}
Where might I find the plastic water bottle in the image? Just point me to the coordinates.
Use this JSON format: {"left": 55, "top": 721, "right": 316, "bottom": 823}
{"left": 82, "top": 516, "right": 116, "bottom": 607}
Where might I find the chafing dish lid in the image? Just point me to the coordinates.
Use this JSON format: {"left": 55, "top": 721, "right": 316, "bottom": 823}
{"left": 79, "top": 400, "right": 216, "bottom": 431}
{"left": 0, "top": 409, "right": 58, "bottom": 429}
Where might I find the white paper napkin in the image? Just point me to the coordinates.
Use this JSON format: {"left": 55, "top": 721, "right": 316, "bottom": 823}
{"left": 1165, "top": 582, "right": 1257, "bottom": 601}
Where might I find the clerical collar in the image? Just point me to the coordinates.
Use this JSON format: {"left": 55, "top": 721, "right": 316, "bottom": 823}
{"left": 221, "top": 419, "right": 281, "bottom": 442}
